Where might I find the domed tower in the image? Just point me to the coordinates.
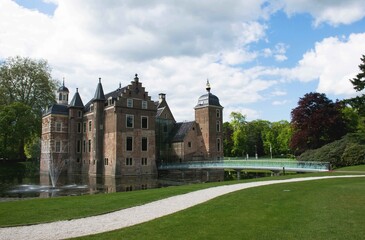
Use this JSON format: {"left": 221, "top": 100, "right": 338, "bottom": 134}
{"left": 194, "top": 80, "right": 223, "bottom": 160}
{"left": 57, "top": 79, "right": 69, "bottom": 105}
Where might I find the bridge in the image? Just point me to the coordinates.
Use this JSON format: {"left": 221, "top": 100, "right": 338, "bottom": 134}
{"left": 158, "top": 159, "right": 330, "bottom": 179}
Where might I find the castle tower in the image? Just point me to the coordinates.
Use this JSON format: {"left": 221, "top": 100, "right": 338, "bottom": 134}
{"left": 92, "top": 78, "right": 105, "bottom": 175}
{"left": 194, "top": 80, "right": 223, "bottom": 160}
{"left": 68, "top": 88, "right": 84, "bottom": 174}
{"left": 57, "top": 79, "right": 69, "bottom": 105}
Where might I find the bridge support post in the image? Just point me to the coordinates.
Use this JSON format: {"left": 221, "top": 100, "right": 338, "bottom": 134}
{"left": 206, "top": 170, "right": 210, "bottom": 182}
{"left": 236, "top": 170, "right": 241, "bottom": 180}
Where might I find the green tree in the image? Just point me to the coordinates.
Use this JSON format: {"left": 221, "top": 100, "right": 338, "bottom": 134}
{"left": 0, "top": 56, "right": 57, "bottom": 111}
{"left": 0, "top": 103, "right": 39, "bottom": 160}
{"left": 262, "top": 120, "right": 292, "bottom": 157}
{"left": 229, "top": 112, "right": 247, "bottom": 157}
{"left": 223, "top": 122, "right": 234, "bottom": 157}
{"left": 347, "top": 54, "right": 365, "bottom": 132}
{"left": 0, "top": 56, "right": 58, "bottom": 160}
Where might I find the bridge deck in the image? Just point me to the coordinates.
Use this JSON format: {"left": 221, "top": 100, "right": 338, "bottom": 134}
{"left": 158, "top": 160, "right": 330, "bottom": 172}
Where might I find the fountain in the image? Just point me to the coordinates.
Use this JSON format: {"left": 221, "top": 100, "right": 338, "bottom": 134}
{"left": 48, "top": 151, "right": 65, "bottom": 188}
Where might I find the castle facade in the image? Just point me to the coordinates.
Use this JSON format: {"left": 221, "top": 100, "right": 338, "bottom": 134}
{"left": 40, "top": 74, "right": 223, "bottom": 178}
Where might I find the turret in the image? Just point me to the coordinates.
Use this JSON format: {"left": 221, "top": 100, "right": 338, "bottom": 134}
{"left": 57, "top": 79, "right": 69, "bottom": 105}
{"left": 194, "top": 80, "right": 223, "bottom": 160}
{"left": 92, "top": 78, "right": 105, "bottom": 175}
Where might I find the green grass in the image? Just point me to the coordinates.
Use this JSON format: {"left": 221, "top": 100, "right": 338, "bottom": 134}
{"left": 0, "top": 165, "right": 364, "bottom": 228}
{"left": 78, "top": 177, "right": 365, "bottom": 240}
{"left": 335, "top": 164, "right": 365, "bottom": 172}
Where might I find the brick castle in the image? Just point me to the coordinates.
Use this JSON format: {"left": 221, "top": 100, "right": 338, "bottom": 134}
{"left": 40, "top": 74, "right": 223, "bottom": 179}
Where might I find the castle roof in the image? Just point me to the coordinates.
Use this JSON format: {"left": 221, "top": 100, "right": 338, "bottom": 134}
{"left": 93, "top": 78, "right": 105, "bottom": 101}
{"left": 58, "top": 79, "right": 69, "bottom": 92}
{"left": 43, "top": 104, "right": 68, "bottom": 116}
{"left": 195, "top": 80, "right": 222, "bottom": 108}
{"left": 170, "top": 121, "right": 195, "bottom": 142}
{"left": 69, "top": 89, "right": 84, "bottom": 108}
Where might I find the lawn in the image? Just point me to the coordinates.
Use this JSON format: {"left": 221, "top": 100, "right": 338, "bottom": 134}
{"left": 79, "top": 177, "right": 365, "bottom": 240}
{"left": 0, "top": 165, "right": 364, "bottom": 229}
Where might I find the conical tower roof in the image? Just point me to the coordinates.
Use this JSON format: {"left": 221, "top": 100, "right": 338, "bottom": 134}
{"left": 93, "top": 77, "right": 105, "bottom": 101}
{"left": 69, "top": 88, "right": 84, "bottom": 108}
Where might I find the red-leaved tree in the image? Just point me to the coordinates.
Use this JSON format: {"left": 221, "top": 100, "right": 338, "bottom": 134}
{"left": 290, "top": 92, "right": 347, "bottom": 155}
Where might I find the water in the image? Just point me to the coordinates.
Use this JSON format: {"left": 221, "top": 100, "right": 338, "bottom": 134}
{"left": 0, "top": 173, "right": 180, "bottom": 200}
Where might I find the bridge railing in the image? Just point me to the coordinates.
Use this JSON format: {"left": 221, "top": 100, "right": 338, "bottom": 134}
{"left": 158, "top": 160, "right": 330, "bottom": 172}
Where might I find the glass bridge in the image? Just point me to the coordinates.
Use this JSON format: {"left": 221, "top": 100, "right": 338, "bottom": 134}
{"left": 158, "top": 159, "right": 330, "bottom": 173}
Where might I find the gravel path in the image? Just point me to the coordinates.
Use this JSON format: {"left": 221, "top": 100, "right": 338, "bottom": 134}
{"left": 1, "top": 175, "right": 364, "bottom": 240}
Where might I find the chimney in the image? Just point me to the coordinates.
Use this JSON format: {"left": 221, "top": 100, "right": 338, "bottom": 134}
{"left": 159, "top": 93, "right": 166, "bottom": 103}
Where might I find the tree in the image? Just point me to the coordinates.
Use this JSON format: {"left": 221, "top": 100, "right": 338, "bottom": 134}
{"left": 223, "top": 122, "right": 234, "bottom": 157}
{"left": 0, "top": 56, "right": 58, "bottom": 160}
{"left": 0, "top": 102, "right": 39, "bottom": 160}
{"left": 290, "top": 92, "right": 348, "bottom": 155}
{"left": 346, "top": 54, "right": 365, "bottom": 132}
{"left": 0, "top": 56, "right": 58, "bottom": 112}
{"left": 262, "top": 120, "right": 292, "bottom": 157}
{"left": 229, "top": 112, "right": 247, "bottom": 157}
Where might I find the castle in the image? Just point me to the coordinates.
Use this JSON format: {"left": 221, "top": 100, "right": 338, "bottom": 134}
{"left": 40, "top": 74, "right": 223, "bottom": 179}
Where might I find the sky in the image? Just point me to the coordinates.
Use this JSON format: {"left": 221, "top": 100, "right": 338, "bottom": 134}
{"left": 1, "top": 0, "right": 365, "bottom": 123}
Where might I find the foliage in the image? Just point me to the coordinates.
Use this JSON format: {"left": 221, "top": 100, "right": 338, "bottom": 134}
{"left": 298, "top": 133, "right": 365, "bottom": 168}
{"left": 0, "top": 56, "right": 58, "bottom": 111}
{"left": 0, "top": 102, "right": 39, "bottom": 160}
{"left": 348, "top": 54, "right": 365, "bottom": 114}
{"left": 290, "top": 92, "right": 348, "bottom": 155}
{"left": 0, "top": 56, "right": 58, "bottom": 160}
{"left": 224, "top": 112, "right": 292, "bottom": 157}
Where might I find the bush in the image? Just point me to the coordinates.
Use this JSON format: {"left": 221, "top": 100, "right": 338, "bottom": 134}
{"left": 297, "top": 133, "right": 365, "bottom": 168}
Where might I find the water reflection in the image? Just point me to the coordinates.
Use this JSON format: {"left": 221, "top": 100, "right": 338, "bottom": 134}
{"left": 1, "top": 173, "right": 164, "bottom": 200}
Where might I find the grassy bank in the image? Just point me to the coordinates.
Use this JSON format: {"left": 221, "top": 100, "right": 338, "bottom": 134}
{"left": 80, "top": 177, "right": 365, "bottom": 240}
{"left": 0, "top": 166, "right": 364, "bottom": 227}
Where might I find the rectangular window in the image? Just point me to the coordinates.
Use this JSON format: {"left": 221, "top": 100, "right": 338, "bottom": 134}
{"left": 142, "top": 101, "right": 147, "bottom": 109}
{"left": 142, "top": 137, "right": 147, "bottom": 151}
{"left": 77, "top": 140, "right": 81, "bottom": 153}
{"left": 126, "top": 137, "right": 133, "bottom": 151}
{"left": 83, "top": 140, "right": 86, "bottom": 153}
{"left": 126, "top": 115, "right": 134, "bottom": 128}
{"left": 56, "top": 122, "right": 62, "bottom": 132}
{"left": 83, "top": 122, "right": 86, "bottom": 133}
{"left": 55, "top": 141, "right": 61, "bottom": 152}
{"left": 217, "top": 138, "right": 221, "bottom": 152}
{"left": 141, "top": 116, "right": 148, "bottom": 129}
{"left": 78, "top": 111, "right": 82, "bottom": 118}
{"left": 88, "top": 139, "right": 91, "bottom": 152}
{"left": 216, "top": 120, "right": 220, "bottom": 132}
{"left": 141, "top": 158, "right": 148, "bottom": 165}
{"left": 188, "top": 142, "right": 192, "bottom": 148}
{"left": 126, "top": 157, "right": 133, "bottom": 165}
{"left": 216, "top": 109, "right": 220, "bottom": 118}
{"left": 127, "top": 98, "right": 133, "bottom": 108}
{"left": 77, "top": 122, "right": 82, "bottom": 133}
{"left": 88, "top": 121, "right": 92, "bottom": 131}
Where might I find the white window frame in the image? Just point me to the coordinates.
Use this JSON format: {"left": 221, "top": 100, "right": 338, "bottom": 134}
{"left": 126, "top": 114, "right": 134, "bottom": 128}
{"left": 142, "top": 100, "right": 147, "bottom": 109}
{"left": 127, "top": 98, "right": 133, "bottom": 108}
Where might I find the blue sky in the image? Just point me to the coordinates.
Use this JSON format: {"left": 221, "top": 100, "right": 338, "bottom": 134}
{"left": 1, "top": 0, "right": 365, "bottom": 122}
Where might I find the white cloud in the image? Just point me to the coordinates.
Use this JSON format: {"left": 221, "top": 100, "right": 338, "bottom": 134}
{"left": 291, "top": 33, "right": 365, "bottom": 96}
{"left": 281, "top": 0, "right": 365, "bottom": 26}
{"left": 272, "top": 100, "right": 288, "bottom": 106}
